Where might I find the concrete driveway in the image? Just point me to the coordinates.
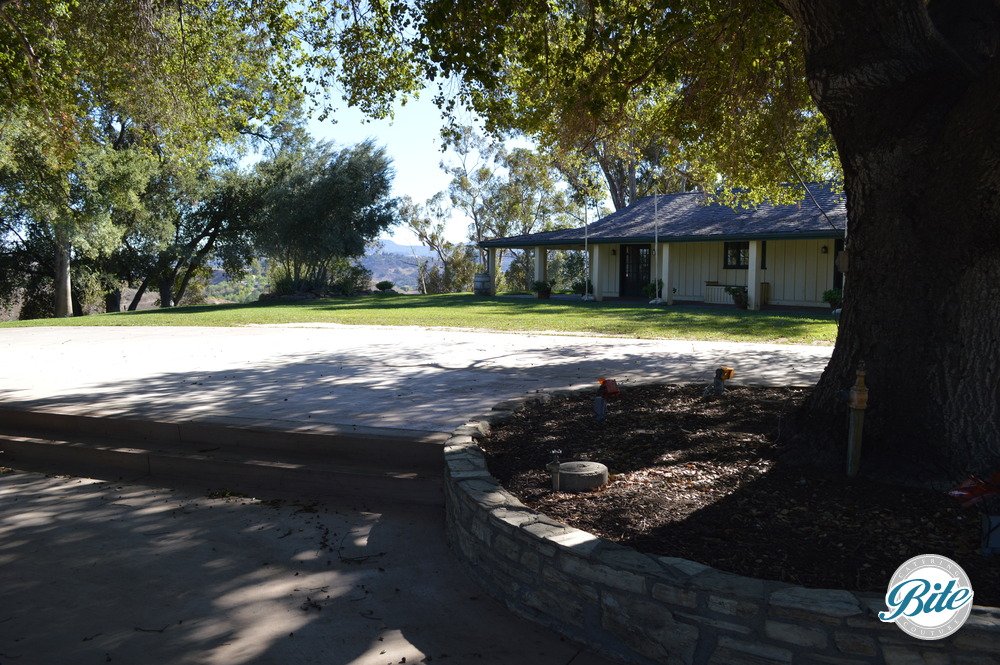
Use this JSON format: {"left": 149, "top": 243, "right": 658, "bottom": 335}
{"left": 0, "top": 324, "right": 832, "bottom": 434}
{"left": 0, "top": 471, "right": 613, "bottom": 665}
{"left": 0, "top": 325, "right": 832, "bottom": 664}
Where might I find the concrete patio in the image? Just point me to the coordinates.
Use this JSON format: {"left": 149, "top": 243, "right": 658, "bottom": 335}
{"left": 0, "top": 324, "right": 833, "bottom": 664}
{"left": 0, "top": 471, "right": 613, "bottom": 664}
{"left": 0, "top": 324, "right": 832, "bottom": 435}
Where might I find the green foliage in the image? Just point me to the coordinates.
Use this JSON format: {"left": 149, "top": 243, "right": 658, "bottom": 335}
{"left": 0, "top": 114, "right": 162, "bottom": 314}
{"left": 375, "top": 280, "right": 395, "bottom": 292}
{"left": 550, "top": 251, "right": 588, "bottom": 293}
{"left": 270, "top": 259, "right": 372, "bottom": 296}
{"left": 256, "top": 138, "right": 396, "bottom": 294}
{"left": 822, "top": 288, "right": 843, "bottom": 309}
{"left": 401, "top": 193, "right": 477, "bottom": 293}
{"left": 571, "top": 278, "right": 593, "bottom": 296}
{"left": 725, "top": 285, "right": 749, "bottom": 310}
{"left": 0, "top": 1, "right": 423, "bottom": 317}
{"left": 175, "top": 265, "right": 213, "bottom": 306}
{"left": 642, "top": 280, "right": 664, "bottom": 299}
{"left": 328, "top": 261, "right": 374, "bottom": 296}
{"left": 206, "top": 265, "right": 270, "bottom": 304}
{"left": 422, "top": 245, "right": 477, "bottom": 294}
{"left": 504, "top": 250, "right": 532, "bottom": 293}
{"left": 441, "top": 127, "right": 577, "bottom": 258}
{"left": 531, "top": 280, "right": 554, "bottom": 297}
{"left": 417, "top": 1, "right": 840, "bottom": 206}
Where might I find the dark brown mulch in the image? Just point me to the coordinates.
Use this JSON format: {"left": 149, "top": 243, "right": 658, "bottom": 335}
{"left": 481, "top": 384, "right": 999, "bottom": 605}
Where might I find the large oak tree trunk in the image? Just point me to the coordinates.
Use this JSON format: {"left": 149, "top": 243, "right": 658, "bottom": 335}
{"left": 782, "top": 0, "right": 1000, "bottom": 475}
{"left": 158, "top": 277, "right": 174, "bottom": 308}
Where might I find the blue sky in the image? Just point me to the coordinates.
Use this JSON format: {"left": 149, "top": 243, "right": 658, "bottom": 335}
{"left": 306, "top": 92, "right": 469, "bottom": 246}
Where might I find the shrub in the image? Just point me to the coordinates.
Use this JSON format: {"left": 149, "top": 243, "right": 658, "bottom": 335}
{"left": 822, "top": 288, "right": 843, "bottom": 308}
{"left": 571, "top": 278, "right": 594, "bottom": 295}
{"left": 642, "top": 279, "right": 664, "bottom": 299}
{"left": 328, "top": 261, "right": 373, "bottom": 296}
{"left": 532, "top": 280, "right": 553, "bottom": 297}
{"left": 725, "top": 285, "right": 749, "bottom": 309}
{"left": 375, "top": 280, "right": 394, "bottom": 292}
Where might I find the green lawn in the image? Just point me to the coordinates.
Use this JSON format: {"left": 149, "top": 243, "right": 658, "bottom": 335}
{"left": 0, "top": 293, "right": 838, "bottom": 343}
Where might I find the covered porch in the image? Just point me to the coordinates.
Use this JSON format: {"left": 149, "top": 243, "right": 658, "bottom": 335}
{"left": 482, "top": 236, "right": 843, "bottom": 310}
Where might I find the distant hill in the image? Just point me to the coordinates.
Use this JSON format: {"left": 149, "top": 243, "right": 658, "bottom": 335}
{"left": 376, "top": 240, "right": 437, "bottom": 258}
{"left": 360, "top": 252, "right": 426, "bottom": 292}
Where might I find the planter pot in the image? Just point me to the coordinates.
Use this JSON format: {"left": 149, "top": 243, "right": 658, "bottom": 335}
{"left": 473, "top": 272, "right": 492, "bottom": 295}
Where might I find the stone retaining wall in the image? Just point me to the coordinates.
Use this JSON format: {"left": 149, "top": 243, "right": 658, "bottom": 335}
{"left": 444, "top": 388, "right": 1000, "bottom": 665}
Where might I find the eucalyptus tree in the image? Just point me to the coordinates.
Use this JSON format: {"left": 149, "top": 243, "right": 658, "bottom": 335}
{"left": 441, "top": 126, "right": 506, "bottom": 264}
{"left": 412, "top": 1, "right": 1000, "bottom": 473}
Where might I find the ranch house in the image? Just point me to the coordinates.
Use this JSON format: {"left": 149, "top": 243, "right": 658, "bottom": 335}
{"left": 479, "top": 185, "right": 847, "bottom": 309}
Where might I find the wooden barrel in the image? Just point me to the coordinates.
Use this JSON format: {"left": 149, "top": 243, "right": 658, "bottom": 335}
{"left": 473, "top": 272, "right": 492, "bottom": 295}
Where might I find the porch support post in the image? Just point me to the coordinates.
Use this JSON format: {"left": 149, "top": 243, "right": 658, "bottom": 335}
{"left": 662, "top": 242, "right": 674, "bottom": 305}
{"left": 592, "top": 244, "right": 603, "bottom": 301}
{"left": 748, "top": 240, "right": 761, "bottom": 311}
{"left": 487, "top": 246, "right": 498, "bottom": 295}
{"left": 533, "top": 245, "right": 547, "bottom": 284}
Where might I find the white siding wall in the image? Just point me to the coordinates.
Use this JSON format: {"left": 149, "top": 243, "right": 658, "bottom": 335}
{"left": 597, "top": 244, "right": 619, "bottom": 298}
{"left": 664, "top": 239, "right": 835, "bottom": 307}
{"left": 667, "top": 242, "right": 748, "bottom": 302}
{"left": 765, "top": 239, "right": 836, "bottom": 306}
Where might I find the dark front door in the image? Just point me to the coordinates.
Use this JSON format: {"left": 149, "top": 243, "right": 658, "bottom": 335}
{"left": 619, "top": 244, "right": 651, "bottom": 298}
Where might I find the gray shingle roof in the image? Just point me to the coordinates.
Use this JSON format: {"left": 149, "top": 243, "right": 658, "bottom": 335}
{"left": 480, "top": 185, "right": 846, "bottom": 248}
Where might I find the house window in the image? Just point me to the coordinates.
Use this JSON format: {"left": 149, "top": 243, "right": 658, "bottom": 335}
{"left": 723, "top": 241, "right": 766, "bottom": 269}
{"left": 724, "top": 242, "right": 749, "bottom": 269}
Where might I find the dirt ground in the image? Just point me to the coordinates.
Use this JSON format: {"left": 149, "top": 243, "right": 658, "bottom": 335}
{"left": 481, "top": 384, "right": 999, "bottom": 605}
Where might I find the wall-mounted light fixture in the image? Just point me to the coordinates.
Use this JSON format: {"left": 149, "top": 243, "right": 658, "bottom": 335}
{"left": 820, "top": 245, "right": 829, "bottom": 254}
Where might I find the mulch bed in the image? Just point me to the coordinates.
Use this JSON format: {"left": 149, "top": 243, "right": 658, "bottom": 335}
{"left": 480, "top": 384, "right": 999, "bottom": 605}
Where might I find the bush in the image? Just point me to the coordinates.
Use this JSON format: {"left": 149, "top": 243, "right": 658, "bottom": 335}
{"left": 532, "top": 279, "right": 553, "bottom": 293}
{"left": 267, "top": 259, "right": 372, "bottom": 297}
{"left": 822, "top": 288, "right": 843, "bottom": 308}
{"left": 375, "top": 280, "right": 394, "bottom": 292}
{"left": 725, "top": 285, "right": 749, "bottom": 309}
{"left": 571, "top": 278, "right": 593, "bottom": 295}
{"left": 642, "top": 279, "right": 664, "bottom": 299}
{"left": 328, "top": 261, "right": 373, "bottom": 296}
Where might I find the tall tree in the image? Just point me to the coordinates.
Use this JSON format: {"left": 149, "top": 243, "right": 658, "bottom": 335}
{"left": 0, "top": 114, "right": 157, "bottom": 316}
{"left": 411, "top": 1, "right": 998, "bottom": 473}
{"left": 255, "top": 139, "right": 397, "bottom": 292}
{"left": 0, "top": 0, "right": 419, "bottom": 315}
{"left": 441, "top": 126, "right": 505, "bottom": 264}
{"left": 401, "top": 192, "right": 478, "bottom": 293}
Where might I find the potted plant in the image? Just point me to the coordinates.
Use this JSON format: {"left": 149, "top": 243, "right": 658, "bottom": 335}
{"left": 724, "top": 285, "right": 748, "bottom": 309}
{"left": 532, "top": 280, "right": 554, "bottom": 299}
{"left": 822, "top": 288, "right": 843, "bottom": 309}
{"left": 642, "top": 279, "right": 664, "bottom": 299}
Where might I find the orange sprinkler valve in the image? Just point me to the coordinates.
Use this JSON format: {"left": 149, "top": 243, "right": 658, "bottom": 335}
{"left": 597, "top": 378, "right": 621, "bottom": 401}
